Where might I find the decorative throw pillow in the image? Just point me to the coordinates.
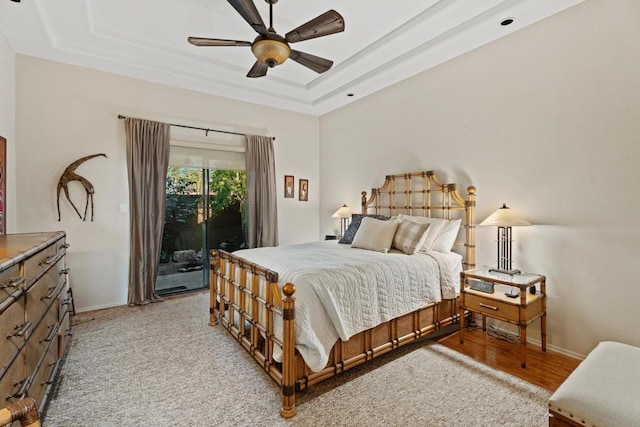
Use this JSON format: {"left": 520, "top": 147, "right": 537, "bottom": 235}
{"left": 432, "top": 219, "right": 462, "bottom": 253}
{"left": 397, "top": 214, "right": 447, "bottom": 252}
{"left": 351, "top": 217, "right": 399, "bottom": 253}
{"left": 392, "top": 219, "right": 431, "bottom": 255}
{"left": 338, "top": 213, "right": 390, "bottom": 244}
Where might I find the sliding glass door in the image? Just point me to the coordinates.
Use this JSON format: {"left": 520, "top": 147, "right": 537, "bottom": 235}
{"left": 156, "top": 167, "right": 246, "bottom": 296}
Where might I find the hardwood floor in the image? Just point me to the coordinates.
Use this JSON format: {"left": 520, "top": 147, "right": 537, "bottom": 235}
{"left": 438, "top": 327, "right": 581, "bottom": 392}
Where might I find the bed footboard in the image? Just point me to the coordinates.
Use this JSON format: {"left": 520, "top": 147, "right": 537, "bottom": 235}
{"left": 210, "top": 249, "right": 297, "bottom": 418}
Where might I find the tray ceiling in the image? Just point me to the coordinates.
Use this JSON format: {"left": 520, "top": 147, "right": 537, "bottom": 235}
{"left": 0, "top": 0, "right": 584, "bottom": 115}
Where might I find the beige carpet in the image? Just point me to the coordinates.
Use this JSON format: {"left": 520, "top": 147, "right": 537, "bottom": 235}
{"left": 44, "top": 292, "right": 550, "bottom": 426}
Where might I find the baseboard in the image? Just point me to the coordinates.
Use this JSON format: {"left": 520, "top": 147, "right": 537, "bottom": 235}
{"left": 486, "top": 321, "right": 586, "bottom": 360}
{"left": 76, "top": 301, "right": 126, "bottom": 314}
{"left": 526, "top": 337, "right": 586, "bottom": 361}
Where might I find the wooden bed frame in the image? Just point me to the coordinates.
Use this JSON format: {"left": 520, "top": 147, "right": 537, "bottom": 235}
{"left": 209, "top": 171, "right": 476, "bottom": 418}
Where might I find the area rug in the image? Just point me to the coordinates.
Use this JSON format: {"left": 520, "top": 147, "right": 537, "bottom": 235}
{"left": 44, "top": 292, "right": 550, "bottom": 426}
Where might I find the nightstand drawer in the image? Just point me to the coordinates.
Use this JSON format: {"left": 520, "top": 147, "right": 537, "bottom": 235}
{"left": 464, "top": 293, "right": 519, "bottom": 322}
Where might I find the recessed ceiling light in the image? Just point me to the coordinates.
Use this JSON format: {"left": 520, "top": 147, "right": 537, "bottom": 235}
{"left": 500, "top": 18, "right": 515, "bottom": 26}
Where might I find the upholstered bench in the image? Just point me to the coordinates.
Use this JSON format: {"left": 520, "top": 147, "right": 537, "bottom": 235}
{"left": 548, "top": 341, "right": 640, "bottom": 426}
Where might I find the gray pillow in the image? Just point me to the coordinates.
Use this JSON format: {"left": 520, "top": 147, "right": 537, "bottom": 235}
{"left": 338, "top": 213, "right": 390, "bottom": 244}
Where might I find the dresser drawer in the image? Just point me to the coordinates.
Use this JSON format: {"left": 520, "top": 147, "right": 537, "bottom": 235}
{"left": 26, "top": 308, "right": 58, "bottom": 374}
{"left": 0, "top": 264, "right": 24, "bottom": 307}
{"left": 25, "top": 263, "right": 64, "bottom": 324}
{"left": 464, "top": 293, "right": 519, "bottom": 322}
{"left": 58, "top": 308, "right": 72, "bottom": 357}
{"left": 0, "top": 297, "right": 30, "bottom": 372}
{"left": 0, "top": 355, "right": 27, "bottom": 409}
{"left": 24, "top": 243, "right": 63, "bottom": 284}
{"left": 28, "top": 348, "right": 57, "bottom": 411}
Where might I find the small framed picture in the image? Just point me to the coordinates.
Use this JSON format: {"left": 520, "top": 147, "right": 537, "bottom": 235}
{"left": 284, "top": 175, "right": 294, "bottom": 198}
{"left": 299, "top": 179, "right": 308, "bottom": 202}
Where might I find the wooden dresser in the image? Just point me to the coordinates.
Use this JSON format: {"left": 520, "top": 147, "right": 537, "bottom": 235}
{"left": 0, "top": 232, "right": 72, "bottom": 418}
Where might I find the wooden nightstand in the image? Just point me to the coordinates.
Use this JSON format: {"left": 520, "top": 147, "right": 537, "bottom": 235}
{"left": 459, "top": 267, "right": 547, "bottom": 368}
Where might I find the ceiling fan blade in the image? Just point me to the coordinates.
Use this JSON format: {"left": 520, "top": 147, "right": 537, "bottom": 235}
{"left": 227, "top": 0, "right": 268, "bottom": 36}
{"left": 285, "top": 10, "right": 345, "bottom": 43}
{"left": 289, "top": 50, "right": 334, "bottom": 74}
{"left": 188, "top": 37, "right": 252, "bottom": 47}
{"left": 247, "top": 61, "right": 269, "bottom": 78}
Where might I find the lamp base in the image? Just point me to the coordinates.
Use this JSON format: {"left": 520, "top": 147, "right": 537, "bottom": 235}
{"left": 488, "top": 268, "right": 521, "bottom": 276}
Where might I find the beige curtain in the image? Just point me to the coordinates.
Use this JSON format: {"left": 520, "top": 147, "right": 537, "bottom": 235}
{"left": 245, "top": 135, "right": 278, "bottom": 248}
{"left": 124, "top": 118, "right": 170, "bottom": 305}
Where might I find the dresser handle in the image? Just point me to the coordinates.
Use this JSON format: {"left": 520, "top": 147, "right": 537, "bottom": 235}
{"left": 7, "top": 377, "right": 29, "bottom": 400}
{"left": 44, "top": 362, "right": 58, "bottom": 385}
{"left": 0, "top": 277, "right": 25, "bottom": 290}
{"left": 16, "top": 378, "right": 30, "bottom": 399}
{"left": 479, "top": 303, "right": 499, "bottom": 311}
{"left": 7, "top": 321, "right": 32, "bottom": 338}
{"left": 42, "top": 286, "right": 58, "bottom": 300}
{"left": 60, "top": 268, "right": 70, "bottom": 275}
{"left": 62, "top": 243, "right": 70, "bottom": 249}
{"left": 42, "top": 324, "right": 58, "bottom": 343}
{"left": 39, "top": 255, "right": 57, "bottom": 266}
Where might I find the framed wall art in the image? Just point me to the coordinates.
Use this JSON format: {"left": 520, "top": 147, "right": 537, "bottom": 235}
{"left": 284, "top": 175, "right": 294, "bottom": 198}
{"left": 0, "top": 135, "right": 5, "bottom": 234}
{"left": 299, "top": 179, "right": 308, "bottom": 202}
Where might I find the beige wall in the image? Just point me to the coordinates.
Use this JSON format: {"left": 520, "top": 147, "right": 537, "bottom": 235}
{"left": 15, "top": 56, "right": 320, "bottom": 311}
{"left": 0, "top": 33, "right": 15, "bottom": 233}
{"left": 319, "top": 0, "right": 640, "bottom": 358}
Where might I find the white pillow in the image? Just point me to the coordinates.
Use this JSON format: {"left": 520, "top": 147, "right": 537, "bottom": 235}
{"left": 397, "top": 214, "right": 446, "bottom": 252}
{"left": 392, "top": 219, "right": 431, "bottom": 255}
{"left": 351, "top": 217, "right": 399, "bottom": 253}
{"left": 432, "top": 219, "right": 462, "bottom": 253}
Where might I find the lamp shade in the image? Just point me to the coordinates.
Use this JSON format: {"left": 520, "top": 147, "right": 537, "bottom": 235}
{"left": 480, "top": 203, "right": 531, "bottom": 227}
{"left": 251, "top": 39, "right": 290, "bottom": 67}
{"left": 332, "top": 205, "right": 352, "bottom": 218}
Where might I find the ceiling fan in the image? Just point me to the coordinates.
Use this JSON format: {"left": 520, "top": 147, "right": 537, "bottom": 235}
{"left": 188, "top": 0, "right": 345, "bottom": 78}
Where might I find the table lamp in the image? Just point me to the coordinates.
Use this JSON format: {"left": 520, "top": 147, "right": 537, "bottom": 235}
{"left": 331, "top": 205, "right": 352, "bottom": 238}
{"left": 480, "top": 203, "right": 531, "bottom": 275}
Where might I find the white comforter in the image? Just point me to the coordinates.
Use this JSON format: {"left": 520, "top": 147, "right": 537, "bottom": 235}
{"left": 232, "top": 241, "right": 462, "bottom": 372}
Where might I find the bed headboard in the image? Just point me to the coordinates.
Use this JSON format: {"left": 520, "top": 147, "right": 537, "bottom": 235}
{"left": 361, "top": 171, "right": 476, "bottom": 270}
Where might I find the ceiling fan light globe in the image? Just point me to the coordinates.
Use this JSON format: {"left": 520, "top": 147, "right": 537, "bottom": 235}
{"left": 251, "top": 39, "right": 290, "bottom": 67}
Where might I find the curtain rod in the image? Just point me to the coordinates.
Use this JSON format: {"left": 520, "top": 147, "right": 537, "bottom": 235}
{"left": 117, "top": 114, "right": 274, "bottom": 140}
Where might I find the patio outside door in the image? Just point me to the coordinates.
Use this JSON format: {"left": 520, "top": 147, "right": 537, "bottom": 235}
{"left": 155, "top": 167, "right": 246, "bottom": 296}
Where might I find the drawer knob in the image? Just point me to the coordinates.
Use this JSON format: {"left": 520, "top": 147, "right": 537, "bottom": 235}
{"left": 479, "top": 303, "right": 499, "bottom": 311}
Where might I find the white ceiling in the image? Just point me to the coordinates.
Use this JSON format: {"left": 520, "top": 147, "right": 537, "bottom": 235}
{"left": 0, "top": 0, "right": 584, "bottom": 116}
